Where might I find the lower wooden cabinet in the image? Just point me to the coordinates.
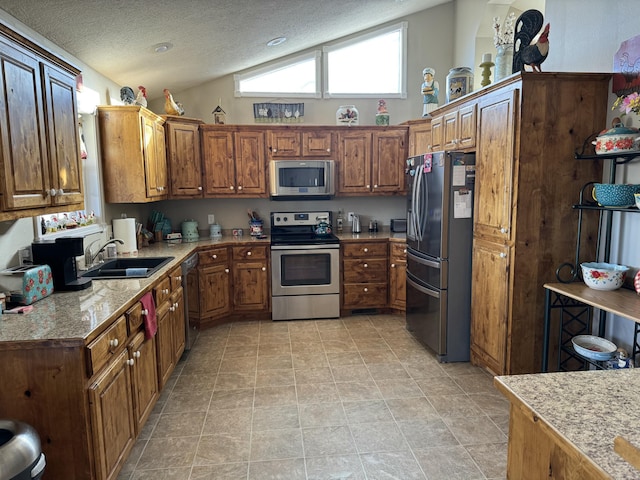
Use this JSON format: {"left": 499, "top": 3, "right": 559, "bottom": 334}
{"left": 231, "top": 246, "right": 270, "bottom": 313}
{"left": 155, "top": 301, "right": 173, "bottom": 389}
{"left": 89, "top": 348, "right": 135, "bottom": 480}
{"left": 170, "top": 287, "right": 186, "bottom": 362}
{"left": 191, "top": 247, "right": 232, "bottom": 327}
{"left": 128, "top": 331, "right": 158, "bottom": 433}
{"left": 389, "top": 242, "right": 407, "bottom": 311}
{"left": 342, "top": 241, "right": 388, "bottom": 310}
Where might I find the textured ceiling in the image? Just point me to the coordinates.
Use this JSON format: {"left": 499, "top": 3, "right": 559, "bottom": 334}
{"left": 0, "top": 0, "right": 451, "bottom": 100}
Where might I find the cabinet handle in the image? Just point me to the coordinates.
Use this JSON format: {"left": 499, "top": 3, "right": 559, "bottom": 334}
{"left": 373, "top": 184, "right": 378, "bottom": 188}
{"left": 363, "top": 287, "right": 368, "bottom": 292}
{"left": 261, "top": 267, "right": 266, "bottom": 271}
{"left": 326, "top": 148, "right": 331, "bottom": 152}
{"left": 163, "top": 288, "right": 169, "bottom": 294}
{"left": 127, "top": 358, "right": 135, "bottom": 366}
{"left": 273, "top": 148, "right": 278, "bottom": 153}
{"left": 403, "top": 249, "right": 407, "bottom": 253}
{"left": 225, "top": 268, "right": 230, "bottom": 273}
{"left": 427, "top": 144, "right": 432, "bottom": 150}
{"left": 230, "top": 186, "right": 235, "bottom": 190}
{"left": 141, "top": 309, "right": 149, "bottom": 316}
{"left": 247, "top": 251, "right": 252, "bottom": 256}
{"left": 198, "top": 186, "right": 203, "bottom": 191}
{"left": 500, "top": 253, "right": 507, "bottom": 258}
{"left": 367, "top": 184, "right": 371, "bottom": 189}
{"left": 212, "top": 254, "right": 217, "bottom": 259}
{"left": 48, "top": 188, "right": 57, "bottom": 197}
{"left": 176, "top": 275, "right": 182, "bottom": 281}
{"left": 364, "top": 263, "right": 368, "bottom": 268}
{"left": 391, "top": 263, "right": 396, "bottom": 268}
{"left": 169, "top": 305, "right": 175, "bottom": 312}
{"left": 57, "top": 188, "right": 64, "bottom": 196}
{"left": 500, "top": 227, "right": 509, "bottom": 234}
{"left": 363, "top": 248, "right": 369, "bottom": 253}
{"left": 134, "top": 351, "right": 141, "bottom": 358}
{"left": 238, "top": 186, "right": 243, "bottom": 190}
{"left": 174, "top": 302, "right": 179, "bottom": 309}
{"left": 109, "top": 338, "right": 119, "bottom": 348}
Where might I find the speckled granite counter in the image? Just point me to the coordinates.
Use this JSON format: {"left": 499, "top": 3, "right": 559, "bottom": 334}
{"left": 336, "top": 231, "right": 406, "bottom": 242}
{"left": 495, "top": 369, "right": 640, "bottom": 479}
{"left": 0, "top": 235, "right": 270, "bottom": 345}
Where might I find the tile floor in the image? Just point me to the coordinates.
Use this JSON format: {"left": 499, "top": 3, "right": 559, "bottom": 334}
{"left": 118, "top": 314, "right": 509, "bottom": 480}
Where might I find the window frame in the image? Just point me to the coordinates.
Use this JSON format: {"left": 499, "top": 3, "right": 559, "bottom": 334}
{"left": 322, "top": 21, "right": 408, "bottom": 99}
{"left": 234, "top": 50, "right": 322, "bottom": 98}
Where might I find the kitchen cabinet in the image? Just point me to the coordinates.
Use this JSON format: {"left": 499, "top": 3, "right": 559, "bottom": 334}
{"left": 441, "top": 101, "right": 476, "bottom": 150}
{"left": 336, "top": 127, "right": 407, "bottom": 195}
{"left": 342, "top": 241, "right": 388, "bottom": 311}
{"left": 388, "top": 242, "right": 407, "bottom": 312}
{"left": 163, "top": 115, "right": 204, "bottom": 198}
{"left": 469, "top": 72, "right": 609, "bottom": 375}
{"left": 154, "top": 273, "right": 180, "bottom": 389}
{"left": 429, "top": 115, "right": 444, "bottom": 152}
{"left": 191, "top": 246, "right": 232, "bottom": 328}
{"left": 97, "top": 105, "right": 168, "bottom": 203}
{"left": 406, "top": 119, "right": 432, "bottom": 156}
{"left": 232, "top": 245, "right": 270, "bottom": 313}
{"left": 0, "top": 27, "right": 84, "bottom": 221}
{"left": 201, "top": 125, "right": 267, "bottom": 197}
{"left": 267, "top": 126, "right": 334, "bottom": 159}
{"left": 128, "top": 331, "right": 158, "bottom": 434}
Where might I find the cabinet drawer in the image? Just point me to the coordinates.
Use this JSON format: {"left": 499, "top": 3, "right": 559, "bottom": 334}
{"left": 343, "top": 242, "right": 387, "bottom": 258}
{"left": 343, "top": 283, "right": 388, "bottom": 308}
{"left": 198, "top": 247, "right": 228, "bottom": 266}
{"left": 169, "top": 266, "right": 183, "bottom": 291}
{"left": 86, "top": 315, "right": 128, "bottom": 376}
{"left": 126, "top": 302, "right": 143, "bottom": 335}
{"left": 154, "top": 277, "right": 171, "bottom": 306}
{"left": 390, "top": 243, "right": 407, "bottom": 263}
{"left": 343, "top": 259, "right": 388, "bottom": 282}
{"left": 232, "top": 245, "right": 267, "bottom": 260}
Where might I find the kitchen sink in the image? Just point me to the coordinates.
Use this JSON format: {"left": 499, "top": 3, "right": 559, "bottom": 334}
{"left": 80, "top": 257, "right": 174, "bottom": 279}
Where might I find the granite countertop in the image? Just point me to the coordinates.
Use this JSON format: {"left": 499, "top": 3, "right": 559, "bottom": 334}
{"left": 336, "top": 231, "right": 406, "bottom": 242}
{"left": 495, "top": 370, "right": 640, "bottom": 479}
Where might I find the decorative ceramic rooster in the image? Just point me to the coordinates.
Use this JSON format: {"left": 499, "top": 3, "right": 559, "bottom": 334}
{"left": 135, "top": 86, "right": 147, "bottom": 108}
{"left": 120, "top": 86, "right": 135, "bottom": 105}
{"left": 163, "top": 88, "right": 184, "bottom": 116}
{"left": 512, "top": 9, "right": 550, "bottom": 73}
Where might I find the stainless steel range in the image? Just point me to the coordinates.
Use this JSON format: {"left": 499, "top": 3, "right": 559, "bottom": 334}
{"left": 270, "top": 211, "right": 340, "bottom": 321}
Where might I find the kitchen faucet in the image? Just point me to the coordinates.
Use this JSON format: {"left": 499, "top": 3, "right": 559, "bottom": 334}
{"left": 84, "top": 238, "right": 124, "bottom": 268}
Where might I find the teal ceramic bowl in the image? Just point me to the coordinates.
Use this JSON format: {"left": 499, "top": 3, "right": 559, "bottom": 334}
{"left": 592, "top": 183, "right": 640, "bottom": 207}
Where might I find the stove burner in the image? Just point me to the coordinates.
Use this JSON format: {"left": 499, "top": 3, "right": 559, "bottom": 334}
{"left": 270, "top": 211, "right": 339, "bottom": 246}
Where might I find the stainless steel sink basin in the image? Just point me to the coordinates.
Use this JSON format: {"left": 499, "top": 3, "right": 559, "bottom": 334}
{"left": 81, "top": 257, "right": 174, "bottom": 279}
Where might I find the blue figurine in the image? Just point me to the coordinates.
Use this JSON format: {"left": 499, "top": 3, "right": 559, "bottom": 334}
{"left": 421, "top": 67, "right": 439, "bottom": 117}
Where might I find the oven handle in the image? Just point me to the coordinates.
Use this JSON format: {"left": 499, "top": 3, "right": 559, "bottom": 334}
{"left": 271, "top": 244, "right": 340, "bottom": 250}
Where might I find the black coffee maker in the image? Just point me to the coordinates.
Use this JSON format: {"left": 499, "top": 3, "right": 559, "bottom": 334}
{"left": 32, "top": 237, "right": 92, "bottom": 291}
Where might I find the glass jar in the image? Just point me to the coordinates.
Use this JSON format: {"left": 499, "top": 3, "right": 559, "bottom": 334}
{"left": 336, "top": 105, "right": 359, "bottom": 126}
{"left": 446, "top": 67, "right": 473, "bottom": 103}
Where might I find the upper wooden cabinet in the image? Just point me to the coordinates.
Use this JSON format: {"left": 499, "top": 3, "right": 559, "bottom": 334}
{"left": 469, "top": 73, "right": 609, "bottom": 376}
{"left": 201, "top": 125, "right": 267, "bottom": 197}
{"left": 97, "top": 106, "right": 167, "bottom": 203}
{"left": 406, "top": 120, "right": 432, "bottom": 156}
{"left": 267, "top": 126, "right": 334, "bottom": 159}
{"left": 337, "top": 126, "right": 407, "bottom": 195}
{"left": 163, "top": 115, "right": 204, "bottom": 198}
{"left": 0, "top": 28, "right": 83, "bottom": 221}
{"left": 432, "top": 100, "right": 477, "bottom": 152}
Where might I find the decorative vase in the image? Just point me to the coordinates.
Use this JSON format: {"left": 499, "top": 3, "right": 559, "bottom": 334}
{"left": 446, "top": 67, "right": 473, "bottom": 103}
{"left": 494, "top": 44, "right": 514, "bottom": 83}
{"left": 336, "top": 105, "right": 359, "bottom": 126}
{"left": 375, "top": 113, "right": 389, "bottom": 126}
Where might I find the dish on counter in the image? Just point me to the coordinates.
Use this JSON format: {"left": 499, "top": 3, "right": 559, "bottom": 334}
{"left": 580, "top": 262, "right": 629, "bottom": 290}
{"left": 571, "top": 335, "right": 617, "bottom": 361}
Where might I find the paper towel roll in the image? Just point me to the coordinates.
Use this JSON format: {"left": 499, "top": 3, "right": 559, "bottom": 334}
{"left": 112, "top": 218, "right": 138, "bottom": 255}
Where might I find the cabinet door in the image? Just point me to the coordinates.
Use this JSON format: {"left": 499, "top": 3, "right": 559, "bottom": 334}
{"left": 372, "top": 129, "right": 406, "bottom": 193}
{"left": 267, "top": 129, "right": 300, "bottom": 158}
{"left": 142, "top": 116, "right": 167, "bottom": 199}
{"left": 430, "top": 114, "right": 443, "bottom": 152}
{"left": 458, "top": 103, "right": 477, "bottom": 150}
{"left": 389, "top": 244, "right": 407, "bottom": 311}
{"left": 0, "top": 40, "right": 50, "bottom": 211}
{"left": 202, "top": 129, "right": 236, "bottom": 195}
{"left": 154, "top": 121, "right": 168, "bottom": 195}
{"left": 128, "top": 331, "right": 158, "bottom": 434}
{"left": 302, "top": 131, "right": 333, "bottom": 157}
{"left": 474, "top": 89, "right": 518, "bottom": 242}
{"left": 408, "top": 122, "right": 432, "bottom": 156}
{"left": 442, "top": 110, "right": 459, "bottom": 150}
{"left": 199, "top": 264, "right": 231, "bottom": 319}
{"left": 235, "top": 130, "right": 266, "bottom": 196}
{"left": 42, "top": 63, "right": 84, "bottom": 207}
{"left": 170, "top": 287, "right": 185, "bottom": 363}
{"left": 89, "top": 349, "right": 135, "bottom": 480}
{"left": 155, "top": 302, "right": 173, "bottom": 389}
{"left": 232, "top": 260, "right": 269, "bottom": 312}
{"left": 470, "top": 238, "right": 510, "bottom": 375}
{"left": 337, "top": 131, "right": 371, "bottom": 194}
{"left": 166, "top": 120, "right": 203, "bottom": 197}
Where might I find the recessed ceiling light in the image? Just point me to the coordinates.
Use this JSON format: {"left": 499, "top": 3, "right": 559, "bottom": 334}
{"left": 266, "top": 37, "right": 287, "bottom": 47}
{"left": 153, "top": 42, "right": 173, "bottom": 53}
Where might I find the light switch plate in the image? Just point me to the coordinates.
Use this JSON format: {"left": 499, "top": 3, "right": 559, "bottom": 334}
{"left": 347, "top": 212, "right": 355, "bottom": 222}
{"left": 208, "top": 214, "right": 215, "bottom": 224}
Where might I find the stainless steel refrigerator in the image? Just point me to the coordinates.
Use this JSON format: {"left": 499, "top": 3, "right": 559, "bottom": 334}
{"left": 405, "top": 151, "right": 475, "bottom": 362}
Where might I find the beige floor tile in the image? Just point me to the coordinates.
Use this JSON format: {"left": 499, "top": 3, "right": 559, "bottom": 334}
{"left": 385, "top": 397, "right": 439, "bottom": 422}
{"left": 359, "top": 451, "right": 427, "bottom": 480}
{"left": 325, "top": 352, "right": 365, "bottom": 367}
{"left": 443, "top": 416, "right": 508, "bottom": 445}
{"left": 343, "top": 400, "right": 394, "bottom": 424}
{"left": 152, "top": 411, "right": 207, "bottom": 438}
{"left": 257, "top": 354, "right": 293, "bottom": 371}
{"left": 291, "top": 351, "right": 329, "bottom": 369}
{"left": 252, "top": 404, "right": 300, "bottom": 431}
{"left": 331, "top": 364, "right": 372, "bottom": 382}
{"left": 163, "top": 391, "right": 212, "bottom": 414}
{"left": 294, "top": 366, "right": 333, "bottom": 384}
{"left": 296, "top": 382, "right": 341, "bottom": 404}
{"left": 248, "top": 458, "right": 306, "bottom": 480}
{"left": 398, "top": 418, "right": 460, "bottom": 449}
{"left": 195, "top": 433, "right": 251, "bottom": 465}
{"left": 335, "top": 381, "right": 382, "bottom": 402}
{"left": 375, "top": 378, "right": 423, "bottom": 399}
{"left": 209, "top": 388, "right": 254, "bottom": 410}
{"left": 413, "top": 445, "right": 484, "bottom": 479}
{"left": 302, "top": 425, "right": 356, "bottom": 457}
{"left": 223, "top": 344, "right": 258, "bottom": 358}
{"left": 189, "top": 463, "right": 249, "bottom": 479}
{"left": 298, "top": 402, "right": 346, "bottom": 428}
{"left": 415, "top": 375, "right": 465, "bottom": 396}
{"left": 202, "top": 407, "right": 252, "bottom": 435}
{"left": 255, "top": 368, "right": 295, "bottom": 387}
{"left": 465, "top": 442, "right": 508, "bottom": 478}
{"left": 428, "top": 393, "right": 486, "bottom": 418}
{"left": 258, "top": 342, "right": 291, "bottom": 356}
{"left": 250, "top": 428, "right": 304, "bottom": 461}
{"left": 305, "top": 454, "right": 366, "bottom": 480}
{"left": 254, "top": 385, "right": 297, "bottom": 407}
{"left": 173, "top": 373, "right": 217, "bottom": 393}
{"left": 350, "top": 421, "right": 407, "bottom": 453}
{"left": 130, "top": 467, "right": 192, "bottom": 479}
{"left": 214, "top": 372, "right": 256, "bottom": 390}
{"left": 136, "top": 436, "right": 199, "bottom": 470}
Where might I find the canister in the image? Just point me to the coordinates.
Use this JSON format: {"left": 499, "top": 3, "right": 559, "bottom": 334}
{"left": 209, "top": 224, "right": 222, "bottom": 238}
{"left": 446, "top": 67, "right": 473, "bottom": 103}
{"left": 181, "top": 220, "right": 200, "bottom": 242}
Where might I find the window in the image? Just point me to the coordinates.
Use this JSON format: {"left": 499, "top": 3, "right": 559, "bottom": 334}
{"left": 235, "top": 51, "right": 321, "bottom": 98}
{"left": 323, "top": 22, "right": 407, "bottom": 99}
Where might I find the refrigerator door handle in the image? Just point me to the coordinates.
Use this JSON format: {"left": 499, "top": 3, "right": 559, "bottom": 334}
{"left": 407, "top": 276, "right": 440, "bottom": 298}
{"left": 414, "top": 166, "right": 424, "bottom": 240}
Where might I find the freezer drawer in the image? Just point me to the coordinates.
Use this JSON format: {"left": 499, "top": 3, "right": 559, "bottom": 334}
{"left": 407, "top": 248, "right": 447, "bottom": 290}
{"left": 406, "top": 273, "right": 447, "bottom": 356}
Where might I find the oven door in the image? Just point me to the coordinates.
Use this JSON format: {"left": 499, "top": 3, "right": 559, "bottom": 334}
{"left": 271, "top": 245, "right": 339, "bottom": 296}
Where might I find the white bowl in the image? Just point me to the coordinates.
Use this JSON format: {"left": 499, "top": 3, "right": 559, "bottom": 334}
{"left": 580, "top": 262, "right": 629, "bottom": 290}
{"left": 571, "top": 335, "right": 617, "bottom": 361}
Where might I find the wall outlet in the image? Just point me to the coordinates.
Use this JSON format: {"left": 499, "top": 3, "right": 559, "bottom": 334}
{"left": 208, "top": 214, "right": 215, "bottom": 224}
{"left": 347, "top": 212, "right": 355, "bottom": 222}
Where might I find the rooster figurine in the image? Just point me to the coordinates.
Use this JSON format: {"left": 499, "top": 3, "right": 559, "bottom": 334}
{"left": 120, "top": 86, "right": 135, "bottom": 105}
{"left": 135, "top": 86, "right": 147, "bottom": 108}
{"left": 512, "top": 9, "right": 550, "bottom": 73}
{"left": 163, "top": 88, "right": 184, "bottom": 116}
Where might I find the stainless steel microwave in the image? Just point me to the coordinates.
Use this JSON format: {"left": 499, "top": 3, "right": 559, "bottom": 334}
{"left": 269, "top": 160, "right": 335, "bottom": 200}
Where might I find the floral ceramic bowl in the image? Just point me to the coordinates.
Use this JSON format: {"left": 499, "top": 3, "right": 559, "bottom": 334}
{"left": 592, "top": 183, "right": 640, "bottom": 207}
{"left": 580, "top": 262, "right": 629, "bottom": 290}
{"left": 571, "top": 335, "right": 617, "bottom": 361}
{"left": 593, "top": 124, "right": 640, "bottom": 155}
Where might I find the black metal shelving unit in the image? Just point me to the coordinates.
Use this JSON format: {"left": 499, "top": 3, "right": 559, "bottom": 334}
{"left": 545, "top": 141, "right": 640, "bottom": 372}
